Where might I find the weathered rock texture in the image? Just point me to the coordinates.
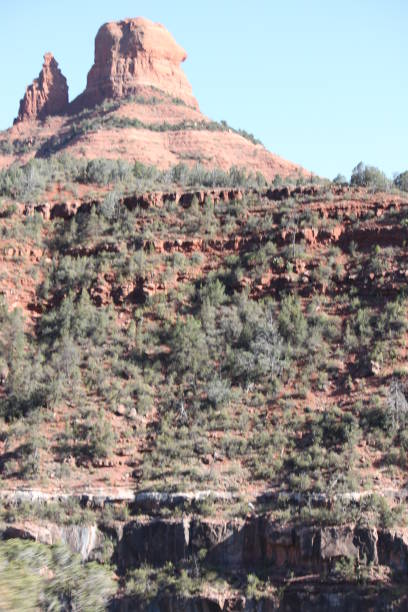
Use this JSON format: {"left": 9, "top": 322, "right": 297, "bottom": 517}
{"left": 114, "top": 517, "right": 408, "bottom": 611}
{"left": 113, "top": 589, "right": 408, "bottom": 612}
{"left": 2, "top": 522, "right": 104, "bottom": 560}
{"left": 117, "top": 517, "right": 404, "bottom": 575}
{"left": 71, "top": 17, "right": 198, "bottom": 111}
{"left": 15, "top": 53, "right": 68, "bottom": 123}
{"left": 4, "top": 514, "right": 408, "bottom": 610}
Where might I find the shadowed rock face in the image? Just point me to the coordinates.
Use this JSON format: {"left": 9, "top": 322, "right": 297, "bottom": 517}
{"left": 117, "top": 518, "right": 384, "bottom": 573}
{"left": 113, "top": 518, "right": 408, "bottom": 611}
{"left": 15, "top": 53, "right": 68, "bottom": 123}
{"left": 71, "top": 17, "right": 199, "bottom": 111}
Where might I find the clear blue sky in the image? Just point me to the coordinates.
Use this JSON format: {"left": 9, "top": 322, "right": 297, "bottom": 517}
{"left": 1, "top": 0, "right": 407, "bottom": 179}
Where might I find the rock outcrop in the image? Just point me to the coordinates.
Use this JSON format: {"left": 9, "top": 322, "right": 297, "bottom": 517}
{"left": 6, "top": 17, "right": 304, "bottom": 180}
{"left": 3, "top": 514, "right": 408, "bottom": 610}
{"left": 15, "top": 53, "right": 68, "bottom": 123}
{"left": 114, "top": 518, "right": 408, "bottom": 610}
{"left": 71, "top": 17, "right": 198, "bottom": 111}
{"left": 117, "top": 518, "right": 384, "bottom": 574}
{"left": 14, "top": 18, "right": 198, "bottom": 121}
{"left": 2, "top": 522, "right": 105, "bottom": 561}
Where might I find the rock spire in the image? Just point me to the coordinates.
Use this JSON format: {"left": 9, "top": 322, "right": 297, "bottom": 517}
{"left": 15, "top": 53, "right": 68, "bottom": 123}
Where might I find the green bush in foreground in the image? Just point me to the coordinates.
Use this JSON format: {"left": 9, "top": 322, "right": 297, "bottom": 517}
{"left": 0, "top": 539, "right": 115, "bottom": 611}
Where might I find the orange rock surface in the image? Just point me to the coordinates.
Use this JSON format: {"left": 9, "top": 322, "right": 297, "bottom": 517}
{"left": 71, "top": 17, "right": 198, "bottom": 112}
{"left": 15, "top": 53, "right": 68, "bottom": 123}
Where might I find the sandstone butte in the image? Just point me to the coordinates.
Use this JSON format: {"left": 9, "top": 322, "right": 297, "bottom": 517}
{"left": 71, "top": 16, "right": 199, "bottom": 111}
{"left": 5, "top": 17, "right": 305, "bottom": 181}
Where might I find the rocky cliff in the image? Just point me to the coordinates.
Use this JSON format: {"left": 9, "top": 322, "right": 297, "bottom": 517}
{"left": 14, "top": 53, "right": 68, "bottom": 123}
{"left": 71, "top": 17, "right": 199, "bottom": 112}
{"left": 15, "top": 17, "right": 198, "bottom": 123}
{"left": 3, "top": 513, "right": 408, "bottom": 611}
{"left": 7, "top": 17, "right": 303, "bottom": 179}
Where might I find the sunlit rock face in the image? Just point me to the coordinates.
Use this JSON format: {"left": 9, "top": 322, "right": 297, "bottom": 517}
{"left": 72, "top": 17, "right": 199, "bottom": 111}
{"left": 15, "top": 53, "right": 68, "bottom": 123}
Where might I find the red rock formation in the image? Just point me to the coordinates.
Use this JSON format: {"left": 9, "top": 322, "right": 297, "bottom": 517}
{"left": 7, "top": 17, "right": 305, "bottom": 181}
{"left": 15, "top": 53, "right": 68, "bottom": 123}
{"left": 71, "top": 17, "right": 198, "bottom": 111}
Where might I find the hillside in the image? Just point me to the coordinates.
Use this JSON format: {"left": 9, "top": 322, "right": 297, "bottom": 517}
{"left": 0, "top": 162, "right": 408, "bottom": 608}
{"left": 0, "top": 16, "right": 408, "bottom": 612}
{"left": 0, "top": 17, "right": 303, "bottom": 181}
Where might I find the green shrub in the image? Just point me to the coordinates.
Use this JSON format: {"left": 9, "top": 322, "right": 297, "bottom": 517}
{"left": 198, "top": 278, "right": 227, "bottom": 308}
{"left": 101, "top": 190, "right": 120, "bottom": 220}
{"left": 84, "top": 158, "right": 133, "bottom": 185}
{"left": 394, "top": 170, "right": 408, "bottom": 192}
{"left": 0, "top": 540, "right": 115, "bottom": 611}
{"left": 205, "top": 376, "right": 231, "bottom": 408}
{"left": 278, "top": 294, "right": 307, "bottom": 350}
{"left": 350, "top": 162, "right": 390, "bottom": 191}
{"left": 245, "top": 573, "right": 265, "bottom": 600}
{"left": 170, "top": 316, "right": 209, "bottom": 381}
{"left": 333, "top": 173, "right": 348, "bottom": 185}
{"left": 86, "top": 415, "right": 117, "bottom": 459}
{"left": 314, "top": 408, "right": 359, "bottom": 448}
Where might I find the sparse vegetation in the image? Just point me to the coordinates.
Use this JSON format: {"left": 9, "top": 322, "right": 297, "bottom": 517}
{"left": 0, "top": 15, "right": 407, "bottom": 610}
{"left": 0, "top": 133, "right": 408, "bottom": 611}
